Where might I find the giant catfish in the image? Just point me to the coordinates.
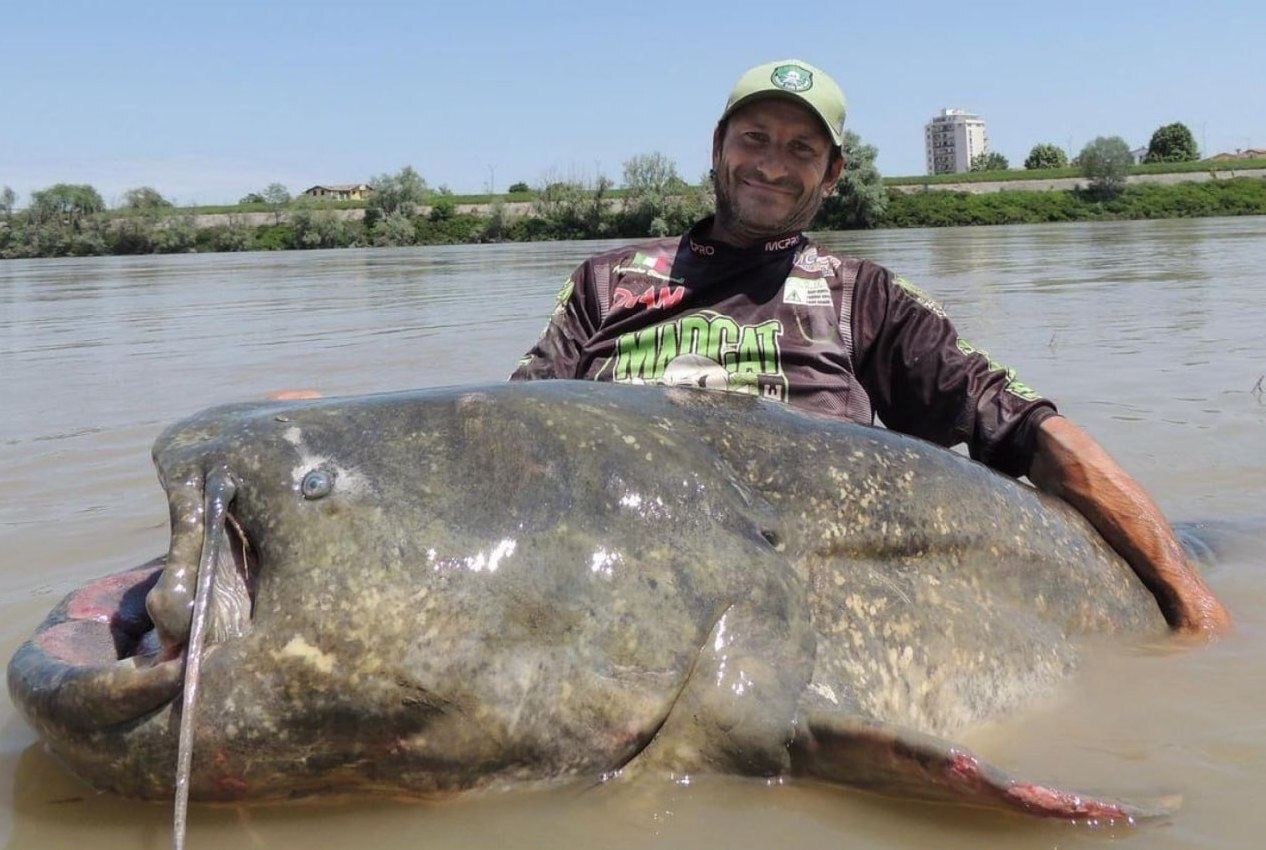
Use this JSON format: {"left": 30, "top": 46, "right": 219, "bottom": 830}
{"left": 9, "top": 380, "right": 1194, "bottom": 834}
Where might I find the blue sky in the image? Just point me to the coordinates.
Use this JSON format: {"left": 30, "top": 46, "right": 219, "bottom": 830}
{"left": 2, "top": 0, "right": 1263, "bottom": 206}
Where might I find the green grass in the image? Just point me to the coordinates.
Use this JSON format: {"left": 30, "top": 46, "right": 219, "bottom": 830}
{"left": 158, "top": 187, "right": 633, "bottom": 215}
{"left": 1129, "top": 157, "right": 1266, "bottom": 174}
{"left": 886, "top": 167, "right": 1079, "bottom": 185}
{"left": 880, "top": 177, "right": 1266, "bottom": 228}
{"left": 111, "top": 157, "right": 1266, "bottom": 219}
{"left": 885, "top": 158, "right": 1266, "bottom": 186}
{"left": 448, "top": 190, "right": 542, "bottom": 204}
{"left": 149, "top": 198, "right": 369, "bottom": 216}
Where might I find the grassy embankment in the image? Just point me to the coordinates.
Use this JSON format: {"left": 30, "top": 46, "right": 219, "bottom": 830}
{"left": 885, "top": 158, "right": 1266, "bottom": 186}
{"left": 883, "top": 178, "right": 1266, "bottom": 228}
{"left": 178, "top": 176, "right": 1266, "bottom": 237}
{"left": 166, "top": 190, "right": 598, "bottom": 217}
{"left": 165, "top": 158, "right": 1266, "bottom": 216}
{"left": 6, "top": 166, "right": 1266, "bottom": 260}
{"left": 152, "top": 159, "right": 1266, "bottom": 217}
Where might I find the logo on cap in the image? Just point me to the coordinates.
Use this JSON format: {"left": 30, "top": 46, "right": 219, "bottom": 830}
{"left": 771, "top": 64, "right": 813, "bottom": 93}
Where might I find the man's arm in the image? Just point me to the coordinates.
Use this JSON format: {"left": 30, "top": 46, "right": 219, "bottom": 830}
{"left": 1028, "top": 415, "right": 1232, "bottom": 636}
{"left": 509, "top": 266, "right": 596, "bottom": 381}
{"left": 851, "top": 267, "right": 1057, "bottom": 478}
{"left": 850, "top": 268, "right": 1230, "bottom": 636}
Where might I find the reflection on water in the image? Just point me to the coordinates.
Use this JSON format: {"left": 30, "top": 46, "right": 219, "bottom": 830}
{"left": 3, "top": 218, "right": 1265, "bottom": 849}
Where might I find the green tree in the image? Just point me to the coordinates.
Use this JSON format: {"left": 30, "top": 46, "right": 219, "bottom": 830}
{"left": 507, "top": 181, "right": 530, "bottom": 194}
{"left": 428, "top": 194, "right": 456, "bottom": 222}
{"left": 372, "top": 211, "right": 417, "bottom": 247}
{"left": 622, "top": 152, "right": 684, "bottom": 195}
{"left": 212, "top": 215, "right": 256, "bottom": 251}
{"left": 290, "top": 197, "right": 358, "bottom": 249}
{"left": 1078, "top": 136, "right": 1134, "bottom": 197}
{"left": 1144, "top": 122, "right": 1199, "bottom": 163}
{"left": 1024, "top": 143, "right": 1068, "bottom": 170}
{"left": 481, "top": 198, "right": 512, "bottom": 241}
{"left": 121, "top": 186, "right": 173, "bottom": 211}
{"left": 262, "top": 183, "right": 291, "bottom": 205}
{"left": 368, "top": 166, "right": 428, "bottom": 218}
{"left": 1, "top": 186, "right": 16, "bottom": 218}
{"left": 618, "top": 152, "right": 698, "bottom": 236}
{"left": 239, "top": 192, "right": 266, "bottom": 205}
{"left": 66, "top": 216, "right": 111, "bottom": 256}
{"left": 970, "top": 151, "right": 1010, "bottom": 172}
{"left": 262, "top": 183, "right": 292, "bottom": 224}
{"left": 152, "top": 214, "right": 198, "bottom": 253}
{"left": 531, "top": 176, "right": 613, "bottom": 239}
{"left": 28, "top": 184, "right": 105, "bottom": 231}
{"left": 111, "top": 215, "right": 157, "bottom": 254}
{"left": 815, "top": 131, "right": 888, "bottom": 229}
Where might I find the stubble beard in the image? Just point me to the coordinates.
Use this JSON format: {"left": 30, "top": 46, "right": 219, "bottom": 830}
{"left": 712, "top": 167, "right": 825, "bottom": 246}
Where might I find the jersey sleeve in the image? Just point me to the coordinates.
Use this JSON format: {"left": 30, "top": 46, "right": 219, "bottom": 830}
{"left": 851, "top": 266, "right": 1058, "bottom": 478}
{"left": 509, "top": 262, "right": 600, "bottom": 381}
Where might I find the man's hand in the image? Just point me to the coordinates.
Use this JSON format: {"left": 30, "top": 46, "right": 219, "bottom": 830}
{"left": 1028, "top": 415, "right": 1232, "bottom": 637}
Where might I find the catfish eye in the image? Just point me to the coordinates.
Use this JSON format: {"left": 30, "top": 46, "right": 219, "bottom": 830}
{"left": 301, "top": 469, "right": 334, "bottom": 500}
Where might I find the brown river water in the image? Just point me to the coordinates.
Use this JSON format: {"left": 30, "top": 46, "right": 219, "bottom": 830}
{"left": 2, "top": 217, "right": 1264, "bottom": 849}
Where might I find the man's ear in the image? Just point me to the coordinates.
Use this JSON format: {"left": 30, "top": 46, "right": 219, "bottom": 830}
{"left": 711, "top": 124, "right": 725, "bottom": 171}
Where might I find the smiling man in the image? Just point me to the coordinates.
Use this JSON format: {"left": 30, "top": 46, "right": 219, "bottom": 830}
{"left": 511, "top": 59, "right": 1229, "bottom": 636}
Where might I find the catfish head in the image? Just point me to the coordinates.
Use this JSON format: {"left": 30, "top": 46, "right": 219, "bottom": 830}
{"left": 8, "top": 386, "right": 564, "bottom": 804}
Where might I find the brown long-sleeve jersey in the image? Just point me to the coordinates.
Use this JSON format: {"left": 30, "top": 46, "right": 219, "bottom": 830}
{"left": 511, "top": 217, "right": 1057, "bottom": 478}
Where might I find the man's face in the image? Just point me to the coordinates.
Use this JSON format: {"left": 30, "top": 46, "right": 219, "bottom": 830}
{"left": 711, "top": 98, "right": 843, "bottom": 244}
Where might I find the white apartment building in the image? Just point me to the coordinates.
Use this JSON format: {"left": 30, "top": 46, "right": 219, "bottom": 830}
{"left": 925, "top": 109, "right": 989, "bottom": 174}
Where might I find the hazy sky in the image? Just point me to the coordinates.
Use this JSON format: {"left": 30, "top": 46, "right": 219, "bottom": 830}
{"left": 3, "top": 0, "right": 1263, "bottom": 206}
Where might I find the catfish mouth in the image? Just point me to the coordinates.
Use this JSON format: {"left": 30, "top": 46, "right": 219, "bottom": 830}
{"left": 48, "top": 564, "right": 170, "bottom": 668}
{"left": 14, "top": 505, "right": 258, "bottom": 731}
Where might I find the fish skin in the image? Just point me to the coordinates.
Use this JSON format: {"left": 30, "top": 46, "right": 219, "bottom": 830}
{"left": 7, "top": 381, "right": 1166, "bottom": 808}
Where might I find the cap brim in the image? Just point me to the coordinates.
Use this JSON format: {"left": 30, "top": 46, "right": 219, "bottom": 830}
{"left": 721, "top": 91, "right": 843, "bottom": 148}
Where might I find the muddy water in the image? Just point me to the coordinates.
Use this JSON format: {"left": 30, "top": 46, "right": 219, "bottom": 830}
{"left": 2, "top": 218, "right": 1264, "bottom": 849}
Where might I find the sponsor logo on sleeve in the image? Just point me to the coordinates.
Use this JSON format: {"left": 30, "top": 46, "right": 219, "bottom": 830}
{"left": 956, "top": 339, "right": 1041, "bottom": 401}
{"left": 893, "top": 275, "right": 946, "bottom": 318}
{"left": 552, "top": 277, "right": 575, "bottom": 315}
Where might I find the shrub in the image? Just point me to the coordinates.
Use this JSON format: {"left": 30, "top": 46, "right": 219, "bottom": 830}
{"left": 1024, "top": 144, "right": 1068, "bottom": 170}
{"left": 1078, "top": 136, "right": 1133, "bottom": 198}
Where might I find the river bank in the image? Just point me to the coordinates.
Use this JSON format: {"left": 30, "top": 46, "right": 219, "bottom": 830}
{"left": 884, "top": 178, "right": 1266, "bottom": 227}
{"left": 887, "top": 167, "right": 1266, "bottom": 195}
{"left": 3, "top": 177, "right": 1265, "bottom": 259}
{"left": 111, "top": 167, "right": 1266, "bottom": 230}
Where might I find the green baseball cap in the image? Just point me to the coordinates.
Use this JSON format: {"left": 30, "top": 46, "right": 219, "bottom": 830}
{"left": 720, "top": 59, "right": 847, "bottom": 148}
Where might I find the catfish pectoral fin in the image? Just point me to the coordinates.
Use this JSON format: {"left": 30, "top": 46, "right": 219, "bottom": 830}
{"left": 789, "top": 712, "right": 1179, "bottom": 824}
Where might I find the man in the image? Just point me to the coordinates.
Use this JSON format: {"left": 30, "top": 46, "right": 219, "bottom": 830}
{"left": 511, "top": 59, "right": 1230, "bottom": 635}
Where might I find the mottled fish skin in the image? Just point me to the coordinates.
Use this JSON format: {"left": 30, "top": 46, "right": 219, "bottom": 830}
{"left": 7, "top": 381, "right": 1164, "bottom": 802}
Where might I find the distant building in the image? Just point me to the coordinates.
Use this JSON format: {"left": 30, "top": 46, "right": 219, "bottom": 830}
{"left": 924, "top": 109, "right": 988, "bottom": 175}
{"left": 1206, "top": 148, "right": 1266, "bottom": 162}
{"left": 1130, "top": 147, "right": 1149, "bottom": 165}
{"left": 303, "top": 183, "right": 374, "bottom": 201}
